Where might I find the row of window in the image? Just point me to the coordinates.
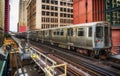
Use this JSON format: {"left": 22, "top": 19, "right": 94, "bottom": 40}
{"left": 42, "top": 0, "right": 73, "bottom": 7}
{"left": 42, "top": 17, "right": 58, "bottom": 23}
{"left": 42, "top": 11, "right": 73, "bottom": 18}
{"left": 53, "top": 27, "right": 92, "bottom": 37}
{"left": 60, "top": 8, "right": 73, "bottom": 13}
{"left": 41, "top": 24, "right": 58, "bottom": 29}
{"left": 41, "top": 17, "right": 73, "bottom": 23}
{"left": 60, "top": 19, "right": 73, "bottom": 23}
{"left": 42, "top": 11, "right": 58, "bottom": 16}
{"left": 60, "top": 2, "right": 73, "bottom": 7}
{"left": 60, "top": 13, "right": 73, "bottom": 18}
{"left": 42, "top": 5, "right": 58, "bottom": 11}
{"left": 106, "top": 10, "right": 120, "bottom": 25}
{"left": 106, "top": 0, "right": 120, "bottom": 9}
{"left": 42, "top": 5, "right": 73, "bottom": 13}
{"left": 42, "top": 0, "right": 58, "bottom": 4}
{"left": 35, "top": 27, "right": 92, "bottom": 37}
{"left": 60, "top": 25, "right": 67, "bottom": 27}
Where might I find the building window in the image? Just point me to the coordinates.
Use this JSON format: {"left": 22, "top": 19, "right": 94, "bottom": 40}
{"left": 55, "top": 1, "right": 58, "bottom": 4}
{"left": 46, "top": 5, "right": 49, "bottom": 10}
{"left": 42, "top": 0, "right": 45, "bottom": 3}
{"left": 42, "top": 5, "right": 45, "bottom": 9}
{"left": 60, "top": 8, "right": 63, "bottom": 11}
{"left": 68, "top": 14, "right": 70, "bottom": 17}
{"left": 51, "top": 6, "right": 54, "bottom": 10}
{"left": 71, "top": 9, "right": 73, "bottom": 12}
{"left": 46, "top": 12, "right": 49, "bottom": 16}
{"left": 64, "top": 8, "right": 66, "bottom": 12}
{"left": 42, "top": 11, "right": 45, "bottom": 15}
{"left": 64, "top": 14, "right": 66, "bottom": 17}
{"left": 68, "top": 9, "right": 70, "bottom": 12}
{"left": 55, "top": 13, "right": 58, "bottom": 16}
{"left": 63, "top": 2, "right": 66, "bottom": 6}
{"left": 71, "top": 15, "right": 73, "bottom": 18}
{"left": 51, "top": 12, "right": 54, "bottom": 16}
{"left": 60, "top": 13, "right": 63, "bottom": 17}
{"left": 46, "top": 0, "right": 49, "bottom": 3}
{"left": 55, "top": 7, "right": 58, "bottom": 11}
{"left": 60, "top": 29, "right": 64, "bottom": 35}
{"left": 51, "top": 0, "right": 54, "bottom": 4}
{"left": 60, "top": 2, "right": 63, "bottom": 5}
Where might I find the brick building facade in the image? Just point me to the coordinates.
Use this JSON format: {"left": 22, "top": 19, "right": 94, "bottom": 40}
{"left": 73, "top": 0, "right": 104, "bottom": 24}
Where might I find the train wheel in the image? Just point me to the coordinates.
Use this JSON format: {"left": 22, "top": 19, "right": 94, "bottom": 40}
{"left": 76, "top": 48, "right": 83, "bottom": 55}
{"left": 70, "top": 46, "right": 76, "bottom": 51}
{"left": 87, "top": 50, "right": 91, "bottom": 57}
{"left": 90, "top": 50, "right": 95, "bottom": 57}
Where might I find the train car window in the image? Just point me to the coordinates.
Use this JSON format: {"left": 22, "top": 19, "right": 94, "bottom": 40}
{"left": 39, "top": 31, "right": 41, "bottom": 35}
{"left": 96, "top": 26, "right": 103, "bottom": 38}
{"left": 57, "top": 29, "right": 60, "bottom": 35}
{"left": 60, "top": 29, "right": 64, "bottom": 35}
{"left": 67, "top": 28, "right": 73, "bottom": 36}
{"left": 41, "top": 31, "right": 43, "bottom": 35}
{"left": 78, "top": 28, "right": 84, "bottom": 36}
{"left": 45, "top": 31, "right": 48, "bottom": 36}
{"left": 88, "top": 27, "right": 92, "bottom": 37}
{"left": 54, "top": 31, "right": 56, "bottom": 35}
{"left": 43, "top": 31, "right": 45, "bottom": 35}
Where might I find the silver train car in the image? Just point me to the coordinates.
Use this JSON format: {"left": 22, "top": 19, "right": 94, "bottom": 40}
{"left": 19, "top": 22, "right": 112, "bottom": 58}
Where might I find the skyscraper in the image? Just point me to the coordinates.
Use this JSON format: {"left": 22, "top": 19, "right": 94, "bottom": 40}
{"left": 4, "top": 0, "right": 10, "bottom": 34}
{"left": 27, "top": 0, "right": 73, "bottom": 30}
{"left": 105, "top": 0, "right": 120, "bottom": 54}
{"left": 18, "top": 0, "right": 27, "bottom": 32}
{"left": 0, "top": 0, "right": 5, "bottom": 46}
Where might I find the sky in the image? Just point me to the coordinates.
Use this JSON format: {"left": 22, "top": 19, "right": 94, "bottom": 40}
{"left": 10, "top": 0, "right": 19, "bottom": 32}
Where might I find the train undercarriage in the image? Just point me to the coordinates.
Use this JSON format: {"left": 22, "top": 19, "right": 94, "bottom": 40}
{"left": 28, "top": 38, "right": 112, "bottom": 60}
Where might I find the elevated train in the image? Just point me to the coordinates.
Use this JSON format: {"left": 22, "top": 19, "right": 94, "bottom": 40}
{"left": 17, "top": 22, "right": 112, "bottom": 58}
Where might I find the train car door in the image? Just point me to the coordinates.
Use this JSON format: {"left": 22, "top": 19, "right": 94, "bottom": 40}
{"left": 104, "top": 25, "right": 111, "bottom": 47}
{"left": 95, "top": 26, "right": 104, "bottom": 48}
{"left": 67, "top": 28, "right": 73, "bottom": 43}
{"left": 49, "top": 30, "right": 52, "bottom": 40}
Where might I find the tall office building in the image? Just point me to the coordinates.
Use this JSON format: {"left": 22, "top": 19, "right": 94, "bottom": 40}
{"left": 4, "top": 0, "right": 10, "bottom": 34}
{"left": 18, "top": 0, "right": 28, "bottom": 32}
{"left": 105, "top": 0, "right": 120, "bottom": 54}
{"left": 27, "top": 0, "right": 73, "bottom": 30}
{"left": 0, "top": 0, "right": 5, "bottom": 46}
{"left": 73, "top": 0, "right": 104, "bottom": 24}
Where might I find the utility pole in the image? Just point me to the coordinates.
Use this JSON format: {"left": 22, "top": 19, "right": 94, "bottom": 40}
{"left": 26, "top": 26, "right": 29, "bottom": 48}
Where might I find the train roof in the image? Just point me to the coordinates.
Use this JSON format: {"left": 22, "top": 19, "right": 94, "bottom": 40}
{"left": 32, "top": 21, "right": 108, "bottom": 31}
